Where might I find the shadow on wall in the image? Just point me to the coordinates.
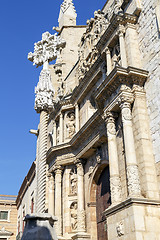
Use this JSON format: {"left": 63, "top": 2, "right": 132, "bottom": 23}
{"left": 21, "top": 213, "right": 58, "bottom": 240}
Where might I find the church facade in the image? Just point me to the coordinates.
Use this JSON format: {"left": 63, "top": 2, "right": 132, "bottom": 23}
{"left": 16, "top": 0, "right": 160, "bottom": 239}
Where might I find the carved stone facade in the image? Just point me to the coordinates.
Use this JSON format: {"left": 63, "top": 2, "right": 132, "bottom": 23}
{"left": 17, "top": 0, "right": 160, "bottom": 239}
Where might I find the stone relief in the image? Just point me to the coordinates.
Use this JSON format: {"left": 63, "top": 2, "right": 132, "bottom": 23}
{"left": 70, "top": 202, "right": 78, "bottom": 231}
{"left": 110, "top": 176, "right": 122, "bottom": 203}
{"left": 77, "top": 10, "right": 108, "bottom": 81}
{"left": 66, "top": 112, "right": 76, "bottom": 139}
{"left": 70, "top": 167, "right": 77, "bottom": 195}
{"left": 116, "top": 221, "right": 124, "bottom": 237}
{"left": 106, "top": 0, "right": 124, "bottom": 22}
{"left": 127, "top": 165, "right": 141, "bottom": 197}
{"left": 96, "top": 147, "right": 103, "bottom": 164}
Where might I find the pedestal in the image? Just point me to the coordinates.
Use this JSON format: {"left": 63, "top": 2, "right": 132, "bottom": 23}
{"left": 21, "top": 213, "right": 57, "bottom": 240}
{"left": 72, "top": 233, "right": 90, "bottom": 240}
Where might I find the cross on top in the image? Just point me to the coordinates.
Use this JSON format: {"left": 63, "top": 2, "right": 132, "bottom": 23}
{"left": 28, "top": 31, "right": 66, "bottom": 69}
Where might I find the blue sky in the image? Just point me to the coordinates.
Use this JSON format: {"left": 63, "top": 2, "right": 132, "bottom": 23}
{"left": 0, "top": 0, "right": 106, "bottom": 195}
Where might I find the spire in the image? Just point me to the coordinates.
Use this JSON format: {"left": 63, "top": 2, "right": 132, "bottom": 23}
{"left": 58, "top": 0, "right": 77, "bottom": 29}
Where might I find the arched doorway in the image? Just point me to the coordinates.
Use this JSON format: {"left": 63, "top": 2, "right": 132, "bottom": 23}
{"left": 96, "top": 166, "right": 111, "bottom": 240}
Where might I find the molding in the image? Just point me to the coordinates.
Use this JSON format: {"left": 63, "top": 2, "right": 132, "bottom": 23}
{"left": 104, "top": 197, "right": 160, "bottom": 218}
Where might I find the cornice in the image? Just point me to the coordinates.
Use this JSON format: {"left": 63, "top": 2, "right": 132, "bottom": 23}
{"left": 103, "top": 197, "right": 160, "bottom": 218}
{"left": 95, "top": 66, "right": 148, "bottom": 103}
{"left": 47, "top": 110, "right": 106, "bottom": 167}
{"left": 97, "top": 13, "right": 137, "bottom": 51}
{"left": 71, "top": 55, "right": 104, "bottom": 103}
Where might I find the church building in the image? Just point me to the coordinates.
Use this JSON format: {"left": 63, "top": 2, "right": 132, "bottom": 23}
{"left": 16, "top": 0, "right": 160, "bottom": 239}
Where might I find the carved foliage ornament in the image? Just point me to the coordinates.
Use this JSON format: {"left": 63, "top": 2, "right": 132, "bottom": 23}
{"left": 127, "top": 165, "right": 141, "bottom": 196}
{"left": 35, "top": 69, "right": 55, "bottom": 112}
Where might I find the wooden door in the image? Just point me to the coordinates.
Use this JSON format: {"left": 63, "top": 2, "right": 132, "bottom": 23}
{"left": 96, "top": 166, "right": 111, "bottom": 240}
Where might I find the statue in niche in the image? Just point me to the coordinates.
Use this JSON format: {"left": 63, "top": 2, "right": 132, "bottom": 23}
{"left": 66, "top": 112, "right": 75, "bottom": 139}
{"left": 70, "top": 167, "right": 77, "bottom": 195}
{"left": 70, "top": 202, "right": 78, "bottom": 231}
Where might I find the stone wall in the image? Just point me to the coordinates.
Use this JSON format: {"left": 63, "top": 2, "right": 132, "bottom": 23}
{"left": 106, "top": 201, "right": 160, "bottom": 240}
{"left": 136, "top": 0, "right": 160, "bottom": 164}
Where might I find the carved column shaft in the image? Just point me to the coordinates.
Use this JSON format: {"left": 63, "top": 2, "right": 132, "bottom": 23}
{"left": 75, "top": 104, "right": 80, "bottom": 132}
{"left": 120, "top": 100, "right": 141, "bottom": 197}
{"left": 59, "top": 113, "right": 63, "bottom": 144}
{"left": 53, "top": 121, "right": 57, "bottom": 146}
{"left": 119, "top": 27, "right": 127, "bottom": 68}
{"left": 36, "top": 110, "right": 48, "bottom": 213}
{"left": 106, "top": 112, "right": 122, "bottom": 204}
{"left": 48, "top": 173, "right": 55, "bottom": 216}
{"left": 54, "top": 167, "right": 63, "bottom": 236}
{"left": 76, "top": 161, "right": 86, "bottom": 232}
{"left": 106, "top": 48, "right": 112, "bottom": 75}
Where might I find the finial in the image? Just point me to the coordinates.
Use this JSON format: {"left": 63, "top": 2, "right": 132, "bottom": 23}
{"left": 58, "top": 0, "right": 77, "bottom": 28}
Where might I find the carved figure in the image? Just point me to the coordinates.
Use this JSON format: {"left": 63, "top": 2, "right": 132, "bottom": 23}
{"left": 70, "top": 202, "right": 78, "bottom": 231}
{"left": 66, "top": 113, "right": 75, "bottom": 139}
{"left": 70, "top": 168, "right": 77, "bottom": 195}
{"left": 116, "top": 221, "right": 124, "bottom": 237}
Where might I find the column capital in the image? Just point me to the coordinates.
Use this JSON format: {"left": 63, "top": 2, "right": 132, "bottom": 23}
{"left": 118, "top": 25, "right": 125, "bottom": 35}
{"left": 118, "top": 85, "right": 134, "bottom": 110}
{"left": 53, "top": 165, "right": 64, "bottom": 175}
{"left": 104, "top": 112, "right": 118, "bottom": 136}
{"left": 105, "top": 46, "right": 110, "bottom": 54}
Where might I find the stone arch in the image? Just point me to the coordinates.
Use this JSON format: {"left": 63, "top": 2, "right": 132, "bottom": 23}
{"left": 88, "top": 163, "right": 110, "bottom": 240}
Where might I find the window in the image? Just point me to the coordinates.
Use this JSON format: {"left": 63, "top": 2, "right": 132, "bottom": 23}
{"left": 31, "top": 198, "right": 34, "bottom": 213}
{"left": 0, "top": 211, "right": 8, "bottom": 220}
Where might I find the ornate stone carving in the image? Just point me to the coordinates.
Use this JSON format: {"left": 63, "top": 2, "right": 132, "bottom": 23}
{"left": 127, "top": 165, "right": 141, "bottom": 197}
{"left": 116, "top": 221, "right": 124, "bottom": 237}
{"left": 77, "top": 209, "right": 86, "bottom": 232}
{"left": 105, "top": 112, "right": 117, "bottom": 135}
{"left": 28, "top": 31, "right": 66, "bottom": 68}
{"left": 88, "top": 166, "right": 94, "bottom": 178}
{"left": 95, "top": 148, "right": 102, "bottom": 164}
{"left": 70, "top": 167, "right": 77, "bottom": 195}
{"left": 48, "top": 173, "right": 54, "bottom": 191}
{"left": 66, "top": 112, "right": 76, "bottom": 139}
{"left": 35, "top": 69, "right": 55, "bottom": 113}
{"left": 106, "top": 0, "right": 124, "bottom": 22}
{"left": 77, "top": 9, "right": 108, "bottom": 81}
{"left": 110, "top": 176, "right": 122, "bottom": 203}
{"left": 70, "top": 202, "right": 78, "bottom": 231}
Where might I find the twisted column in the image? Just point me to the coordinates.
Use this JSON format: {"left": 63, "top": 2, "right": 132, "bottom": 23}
{"left": 36, "top": 110, "right": 48, "bottom": 213}
{"left": 54, "top": 166, "right": 63, "bottom": 236}
{"left": 105, "top": 112, "right": 122, "bottom": 205}
{"left": 76, "top": 160, "right": 86, "bottom": 232}
{"left": 119, "top": 88, "right": 141, "bottom": 197}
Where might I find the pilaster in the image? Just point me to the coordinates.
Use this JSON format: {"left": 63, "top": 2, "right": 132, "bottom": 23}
{"left": 54, "top": 165, "right": 63, "bottom": 237}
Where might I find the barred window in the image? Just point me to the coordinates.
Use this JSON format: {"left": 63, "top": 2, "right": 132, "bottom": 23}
{"left": 0, "top": 211, "right": 8, "bottom": 220}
